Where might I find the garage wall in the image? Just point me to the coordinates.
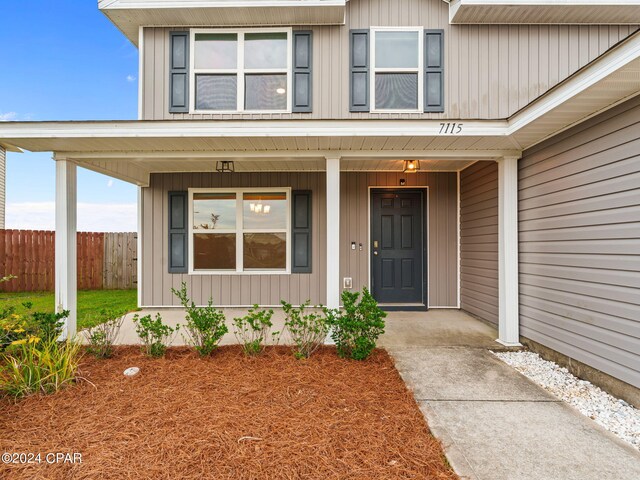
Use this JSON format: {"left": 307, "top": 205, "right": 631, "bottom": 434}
{"left": 460, "top": 161, "right": 499, "bottom": 325}
{"left": 519, "top": 96, "right": 640, "bottom": 389}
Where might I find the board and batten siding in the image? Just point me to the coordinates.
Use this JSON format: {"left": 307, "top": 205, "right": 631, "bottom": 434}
{"left": 519, "top": 96, "right": 640, "bottom": 389}
{"left": 141, "top": 170, "right": 459, "bottom": 308}
{"left": 0, "top": 146, "right": 5, "bottom": 229}
{"left": 339, "top": 172, "right": 458, "bottom": 308}
{"left": 141, "top": 172, "right": 327, "bottom": 307}
{"left": 460, "top": 161, "right": 498, "bottom": 325}
{"left": 141, "top": 0, "right": 638, "bottom": 121}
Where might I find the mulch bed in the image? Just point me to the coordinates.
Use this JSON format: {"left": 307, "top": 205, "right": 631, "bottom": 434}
{"left": 0, "top": 346, "right": 457, "bottom": 480}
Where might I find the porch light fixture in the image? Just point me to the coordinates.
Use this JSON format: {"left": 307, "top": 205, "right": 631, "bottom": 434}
{"left": 403, "top": 160, "right": 420, "bottom": 173}
{"left": 216, "top": 161, "right": 235, "bottom": 173}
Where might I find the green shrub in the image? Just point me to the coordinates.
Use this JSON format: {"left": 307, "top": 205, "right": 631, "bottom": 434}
{"left": 86, "top": 309, "right": 126, "bottom": 358}
{"left": 1, "top": 302, "right": 68, "bottom": 350}
{"left": 30, "top": 309, "right": 68, "bottom": 343}
{"left": 1, "top": 338, "right": 83, "bottom": 398}
{"left": 133, "top": 313, "right": 177, "bottom": 357}
{"left": 172, "top": 282, "right": 228, "bottom": 356}
{"left": 233, "top": 305, "right": 276, "bottom": 356}
{"left": 325, "top": 288, "right": 386, "bottom": 360}
{"left": 281, "top": 300, "right": 328, "bottom": 359}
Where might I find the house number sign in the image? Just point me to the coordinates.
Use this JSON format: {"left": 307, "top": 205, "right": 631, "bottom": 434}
{"left": 439, "top": 123, "right": 464, "bottom": 134}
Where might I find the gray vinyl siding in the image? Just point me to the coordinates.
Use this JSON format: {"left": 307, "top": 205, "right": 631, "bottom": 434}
{"left": 141, "top": 0, "right": 638, "bottom": 120}
{"left": 460, "top": 161, "right": 498, "bottom": 325}
{"left": 141, "top": 171, "right": 458, "bottom": 307}
{"left": 340, "top": 172, "right": 458, "bottom": 308}
{"left": 519, "top": 96, "right": 640, "bottom": 389}
{"left": 0, "top": 146, "right": 5, "bottom": 229}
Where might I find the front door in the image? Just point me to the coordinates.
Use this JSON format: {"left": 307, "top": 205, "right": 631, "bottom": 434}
{"left": 371, "top": 190, "right": 424, "bottom": 304}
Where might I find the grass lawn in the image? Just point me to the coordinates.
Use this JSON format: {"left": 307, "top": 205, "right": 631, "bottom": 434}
{"left": 0, "top": 290, "right": 139, "bottom": 330}
{"left": 0, "top": 346, "right": 457, "bottom": 480}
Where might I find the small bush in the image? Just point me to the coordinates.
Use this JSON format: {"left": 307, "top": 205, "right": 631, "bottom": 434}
{"left": 282, "top": 300, "right": 328, "bottom": 359}
{"left": 1, "top": 303, "right": 68, "bottom": 350}
{"left": 325, "top": 288, "right": 386, "bottom": 360}
{"left": 133, "top": 313, "right": 177, "bottom": 358}
{"left": 86, "top": 309, "right": 126, "bottom": 358}
{"left": 30, "top": 309, "right": 69, "bottom": 343}
{"left": 233, "top": 305, "right": 276, "bottom": 356}
{"left": 172, "top": 282, "right": 228, "bottom": 356}
{"left": 1, "top": 338, "right": 83, "bottom": 398}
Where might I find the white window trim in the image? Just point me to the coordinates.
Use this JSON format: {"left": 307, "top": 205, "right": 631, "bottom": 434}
{"left": 370, "top": 26, "right": 424, "bottom": 114}
{"left": 188, "top": 187, "right": 292, "bottom": 275}
{"left": 189, "top": 27, "right": 293, "bottom": 114}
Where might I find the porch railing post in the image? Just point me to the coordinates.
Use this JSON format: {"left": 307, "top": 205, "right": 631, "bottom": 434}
{"left": 55, "top": 157, "right": 78, "bottom": 340}
{"left": 497, "top": 155, "right": 522, "bottom": 346}
{"left": 326, "top": 155, "right": 341, "bottom": 309}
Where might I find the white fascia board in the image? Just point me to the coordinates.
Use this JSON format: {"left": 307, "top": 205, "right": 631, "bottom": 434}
{"left": 0, "top": 119, "right": 508, "bottom": 140}
{"left": 99, "top": 0, "right": 347, "bottom": 9}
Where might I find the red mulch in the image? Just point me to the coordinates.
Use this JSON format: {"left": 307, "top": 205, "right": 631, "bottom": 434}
{"left": 0, "top": 346, "right": 457, "bottom": 480}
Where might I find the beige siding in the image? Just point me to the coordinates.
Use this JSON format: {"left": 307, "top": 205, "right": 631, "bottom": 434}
{"left": 142, "top": 170, "right": 458, "bottom": 307}
{"left": 519, "top": 96, "right": 640, "bottom": 389}
{"left": 141, "top": 0, "right": 638, "bottom": 120}
{"left": 460, "top": 161, "right": 498, "bottom": 325}
{"left": 340, "top": 171, "right": 458, "bottom": 308}
{"left": 0, "top": 146, "right": 5, "bottom": 229}
{"left": 141, "top": 172, "right": 327, "bottom": 306}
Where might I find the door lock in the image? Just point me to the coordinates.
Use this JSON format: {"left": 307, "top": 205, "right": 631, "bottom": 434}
{"left": 373, "top": 240, "right": 379, "bottom": 248}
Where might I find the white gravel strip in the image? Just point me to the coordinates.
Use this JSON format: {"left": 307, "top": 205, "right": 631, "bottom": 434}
{"left": 492, "top": 350, "right": 640, "bottom": 450}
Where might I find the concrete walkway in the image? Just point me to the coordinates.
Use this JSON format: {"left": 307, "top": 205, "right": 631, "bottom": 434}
{"left": 384, "top": 311, "right": 640, "bottom": 480}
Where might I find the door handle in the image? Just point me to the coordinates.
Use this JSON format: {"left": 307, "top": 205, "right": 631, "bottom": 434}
{"left": 373, "top": 251, "right": 378, "bottom": 256}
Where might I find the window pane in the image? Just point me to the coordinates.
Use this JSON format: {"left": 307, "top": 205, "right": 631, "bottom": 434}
{"left": 244, "top": 233, "right": 286, "bottom": 270}
{"left": 245, "top": 74, "right": 287, "bottom": 111}
{"left": 194, "top": 33, "right": 237, "bottom": 69}
{"left": 243, "top": 192, "right": 287, "bottom": 229}
{"left": 244, "top": 32, "right": 288, "bottom": 69}
{"left": 196, "top": 75, "right": 237, "bottom": 111}
{"left": 375, "top": 73, "right": 418, "bottom": 110}
{"left": 193, "top": 193, "right": 236, "bottom": 230}
{"left": 375, "top": 31, "right": 419, "bottom": 69}
{"left": 194, "top": 234, "right": 236, "bottom": 270}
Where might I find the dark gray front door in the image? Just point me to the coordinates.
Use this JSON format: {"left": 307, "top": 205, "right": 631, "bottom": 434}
{"left": 371, "top": 190, "right": 424, "bottom": 304}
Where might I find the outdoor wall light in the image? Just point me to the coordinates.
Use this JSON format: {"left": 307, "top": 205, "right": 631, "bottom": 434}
{"left": 403, "top": 160, "right": 420, "bottom": 173}
{"left": 216, "top": 161, "right": 235, "bottom": 173}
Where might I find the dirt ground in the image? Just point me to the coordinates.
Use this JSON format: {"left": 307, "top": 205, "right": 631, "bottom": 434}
{"left": 1, "top": 346, "right": 457, "bottom": 480}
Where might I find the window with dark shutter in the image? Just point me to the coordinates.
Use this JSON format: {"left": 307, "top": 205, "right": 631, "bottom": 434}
{"left": 424, "top": 29, "right": 444, "bottom": 113}
{"left": 168, "top": 191, "right": 188, "bottom": 273}
{"left": 292, "top": 31, "right": 313, "bottom": 113}
{"left": 169, "top": 32, "right": 190, "bottom": 113}
{"left": 349, "top": 29, "right": 370, "bottom": 112}
{"left": 291, "top": 190, "right": 312, "bottom": 273}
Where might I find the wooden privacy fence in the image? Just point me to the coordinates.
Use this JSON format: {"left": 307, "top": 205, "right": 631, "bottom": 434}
{"left": 0, "top": 230, "right": 137, "bottom": 292}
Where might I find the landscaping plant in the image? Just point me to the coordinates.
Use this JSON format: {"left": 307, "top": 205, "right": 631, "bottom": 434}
{"left": 1, "top": 338, "right": 83, "bottom": 398}
{"left": 233, "top": 305, "right": 277, "bottom": 356}
{"left": 325, "top": 288, "right": 386, "bottom": 360}
{"left": 87, "top": 309, "right": 126, "bottom": 358}
{"left": 172, "top": 282, "right": 228, "bottom": 356}
{"left": 133, "top": 313, "right": 177, "bottom": 357}
{"left": 281, "top": 300, "right": 328, "bottom": 359}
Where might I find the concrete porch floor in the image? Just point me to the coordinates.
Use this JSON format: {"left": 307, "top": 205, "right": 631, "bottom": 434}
{"left": 110, "top": 308, "right": 640, "bottom": 479}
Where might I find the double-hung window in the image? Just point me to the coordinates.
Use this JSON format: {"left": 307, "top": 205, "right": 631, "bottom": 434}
{"left": 371, "top": 27, "right": 423, "bottom": 112}
{"left": 189, "top": 188, "right": 290, "bottom": 273}
{"left": 191, "top": 28, "right": 292, "bottom": 113}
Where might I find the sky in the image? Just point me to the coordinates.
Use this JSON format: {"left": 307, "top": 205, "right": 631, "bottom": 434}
{"left": 0, "top": 1, "right": 139, "bottom": 231}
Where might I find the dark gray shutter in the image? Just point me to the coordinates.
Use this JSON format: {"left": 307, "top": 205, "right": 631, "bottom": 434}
{"left": 168, "top": 191, "right": 188, "bottom": 273}
{"left": 292, "top": 31, "right": 313, "bottom": 113}
{"left": 169, "top": 31, "right": 189, "bottom": 113}
{"left": 424, "top": 30, "right": 444, "bottom": 113}
{"left": 349, "top": 29, "right": 370, "bottom": 112}
{"left": 291, "top": 190, "right": 312, "bottom": 273}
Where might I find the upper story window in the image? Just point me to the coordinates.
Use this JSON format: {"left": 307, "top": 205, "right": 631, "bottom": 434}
{"left": 191, "top": 29, "right": 292, "bottom": 113}
{"left": 371, "top": 27, "right": 423, "bottom": 113}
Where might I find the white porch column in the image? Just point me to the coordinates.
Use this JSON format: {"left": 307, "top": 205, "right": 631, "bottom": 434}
{"left": 497, "top": 156, "right": 521, "bottom": 346}
{"left": 55, "top": 159, "right": 77, "bottom": 340}
{"left": 326, "top": 155, "right": 341, "bottom": 309}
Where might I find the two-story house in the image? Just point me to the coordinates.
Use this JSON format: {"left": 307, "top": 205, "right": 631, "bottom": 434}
{"left": 1, "top": 0, "right": 639, "bottom": 403}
